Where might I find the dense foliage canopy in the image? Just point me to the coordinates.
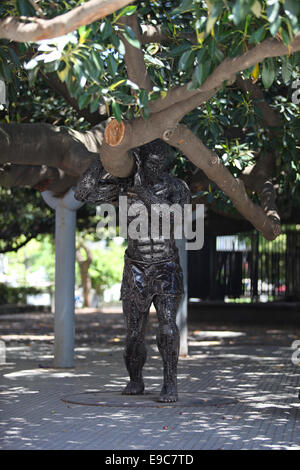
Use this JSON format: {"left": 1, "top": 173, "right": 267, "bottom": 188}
{"left": 0, "top": 0, "right": 299, "bottom": 251}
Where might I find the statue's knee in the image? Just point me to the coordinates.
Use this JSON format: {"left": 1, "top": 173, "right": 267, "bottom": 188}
{"left": 158, "top": 322, "right": 178, "bottom": 339}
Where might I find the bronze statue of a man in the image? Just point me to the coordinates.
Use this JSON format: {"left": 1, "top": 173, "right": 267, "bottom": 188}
{"left": 75, "top": 139, "right": 190, "bottom": 402}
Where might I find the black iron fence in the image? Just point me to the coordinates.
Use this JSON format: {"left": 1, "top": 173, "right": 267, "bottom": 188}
{"left": 188, "top": 227, "right": 300, "bottom": 302}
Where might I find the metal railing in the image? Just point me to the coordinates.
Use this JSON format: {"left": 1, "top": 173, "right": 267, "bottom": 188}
{"left": 188, "top": 227, "right": 300, "bottom": 302}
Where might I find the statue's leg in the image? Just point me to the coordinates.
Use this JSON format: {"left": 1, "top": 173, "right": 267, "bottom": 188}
{"left": 122, "top": 297, "right": 149, "bottom": 395}
{"left": 153, "top": 295, "right": 181, "bottom": 403}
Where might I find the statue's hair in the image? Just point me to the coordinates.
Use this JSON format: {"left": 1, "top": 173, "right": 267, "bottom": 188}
{"left": 134, "top": 139, "right": 170, "bottom": 163}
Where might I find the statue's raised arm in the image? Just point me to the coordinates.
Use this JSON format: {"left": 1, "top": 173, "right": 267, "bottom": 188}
{"left": 74, "top": 157, "right": 126, "bottom": 205}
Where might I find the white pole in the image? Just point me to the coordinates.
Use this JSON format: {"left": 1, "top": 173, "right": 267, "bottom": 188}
{"left": 176, "top": 237, "right": 188, "bottom": 357}
{"left": 42, "top": 188, "right": 84, "bottom": 368}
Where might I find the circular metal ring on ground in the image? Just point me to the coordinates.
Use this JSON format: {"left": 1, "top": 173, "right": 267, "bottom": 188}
{"left": 61, "top": 391, "right": 239, "bottom": 408}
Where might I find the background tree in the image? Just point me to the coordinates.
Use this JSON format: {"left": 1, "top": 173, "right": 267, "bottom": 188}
{"left": 0, "top": 0, "right": 299, "bottom": 246}
{"left": 76, "top": 237, "right": 92, "bottom": 307}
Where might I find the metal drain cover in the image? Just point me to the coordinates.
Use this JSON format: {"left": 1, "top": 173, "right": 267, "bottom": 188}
{"left": 61, "top": 391, "right": 238, "bottom": 408}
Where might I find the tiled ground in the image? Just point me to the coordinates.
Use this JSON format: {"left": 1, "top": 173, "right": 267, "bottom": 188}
{"left": 0, "top": 310, "right": 300, "bottom": 450}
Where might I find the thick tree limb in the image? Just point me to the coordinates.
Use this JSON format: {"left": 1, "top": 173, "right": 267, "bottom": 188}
{"left": 99, "top": 84, "right": 222, "bottom": 175}
{"left": 164, "top": 124, "right": 281, "bottom": 241}
{"left": 0, "top": 164, "right": 77, "bottom": 194}
{"left": 0, "top": 0, "right": 135, "bottom": 42}
{"left": 149, "top": 33, "right": 300, "bottom": 115}
{"left": 198, "top": 33, "right": 300, "bottom": 93}
{"left": 242, "top": 169, "right": 280, "bottom": 226}
{"left": 119, "top": 13, "right": 153, "bottom": 92}
{"left": 149, "top": 84, "right": 223, "bottom": 115}
{"left": 236, "top": 75, "right": 281, "bottom": 227}
{"left": 0, "top": 122, "right": 97, "bottom": 176}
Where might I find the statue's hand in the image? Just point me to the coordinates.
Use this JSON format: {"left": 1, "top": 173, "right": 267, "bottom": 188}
{"left": 134, "top": 168, "right": 146, "bottom": 189}
{"left": 134, "top": 172, "right": 142, "bottom": 188}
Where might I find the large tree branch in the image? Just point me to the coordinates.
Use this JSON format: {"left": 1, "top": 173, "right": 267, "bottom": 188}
{"left": 198, "top": 33, "right": 300, "bottom": 93}
{"left": 0, "top": 0, "right": 134, "bottom": 42}
{"left": 101, "top": 116, "right": 282, "bottom": 239}
{"left": 0, "top": 163, "right": 77, "bottom": 194}
{"left": 148, "top": 32, "right": 300, "bottom": 116}
{"left": 235, "top": 75, "right": 282, "bottom": 225}
{"left": 242, "top": 166, "right": 280, "bottom": 223}
{"left": 164, "top": 124, "right": 281, "bottom": 241}
{"left": 99, "top": 84, "right": 222, "bottom": 175}
{"left": 119, "top": 13, "right": 153, "bottom": 92}
{"left": 0, "top": 122, "right": 98, "bottom": 176}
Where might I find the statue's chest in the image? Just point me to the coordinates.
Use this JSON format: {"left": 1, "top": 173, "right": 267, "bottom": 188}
{"left": 127, "top": 181, "right": 171, "bottom": 207}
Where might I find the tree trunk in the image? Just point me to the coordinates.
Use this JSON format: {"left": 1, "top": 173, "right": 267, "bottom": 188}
{"left": 78, "top": 260, "right": 92, "bottom": 307}
{"left": 76, "top": 241, "right": 92, "bottom": 308}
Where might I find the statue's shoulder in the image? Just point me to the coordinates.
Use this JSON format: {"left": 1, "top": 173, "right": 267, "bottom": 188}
{"left": 165, "top": 174, "right": 190, "bottom": 191}
{"left": 163, "top": 174, "right": 190, "bottom": 204}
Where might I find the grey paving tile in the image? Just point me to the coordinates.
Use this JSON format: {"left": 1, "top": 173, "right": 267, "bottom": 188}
{"left": 0, "top": 311, "right": 300, "bottom": 449}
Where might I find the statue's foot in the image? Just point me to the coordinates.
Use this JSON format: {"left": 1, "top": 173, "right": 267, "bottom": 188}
{"left": 122, "top": 380, "right": 144, "bottom": 395}
{"left": 158, "top": 384, "right": 178, "bottom": 403}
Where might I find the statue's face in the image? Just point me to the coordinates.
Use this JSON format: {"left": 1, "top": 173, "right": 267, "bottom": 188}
{"left": 138, "top": 139, "right": 169, "bottom": 177}
{"left": 143, "top": 152, "right": 165, "bottom": 176}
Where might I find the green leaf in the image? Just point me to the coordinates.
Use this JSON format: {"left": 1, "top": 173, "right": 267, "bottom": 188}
{"left": 235, "top": 159, "right": 242, "bottom": 170}
{"left": 99, "top": 21, "right": 113, "bottom": 40}
{"left": 78, "top": 93, "right": 91, "bottom": 110}
{"left": 193, "top": 59, "right": 212, "bottom": 86}
{"left": 8, "top": 47, "right": 21, "bottom": 67}
{"left": 172, "top": 0, "right": 194, "bottom": 16}
{"left": 112, "top": 100, "right": 122, "bottom": 123}
{"left": 267, "top": 0, "right": 280, "bottom": 23}
{"left": 249, "top": 25, "right": 266, "bottom": 44}
{"left": 206, "top": 1, "right": 224, "bottom": 33}
{"left": 251, "top": 0, "right": 262, "bottom": 18}
{"left": 86, "top": 50, "right": 104, "bottom": 80}
{"left": 16, "top": 0, "right": 35, "bottom": 17}
{"left": 262, "top": 58, "right": 276, "bottom": 88}
{"left": 138, "top": 88, "right": 150, "bottom": 118}
{"left": 110, "top": 35, "right": 126, "bottom": 55}
{"left": 144, "top": 54, "right": 164, "bottom": 67}
{"left": 78, "top": 25, "right": 91, "bottom": 43}
{"left": 90, "top": 98, "right": 100, "bottom": 113}
{"left": 109, "top": 79, "right": 126, "bottom": 91}
{"left": 57, "top": 62, "right": 69, "bottom": 83}
{"left": 114, "top": 5, "right": 137, "bottom": 23}
{"left": 169, "top": 43, "right": 192, "bottom": 58}
{"left": 269, "top": 15, "right": 281, "bottom": 36}
{"left": 284, "top": 0, "right": 300, "bottom": 18}
{"left": 280, "top": 26, "right": 291, "bottom": 46}
{"left": 122, "top": 25, "right": 141, "bottom": 49}
{"left": 107, "top": 55, "right": 118, "bottom": 77}
{"left": 178, "top": 49, "right": 194, "bottom": 71}
{"left": 232, "top": 0, "right": 251, "bottom": 25}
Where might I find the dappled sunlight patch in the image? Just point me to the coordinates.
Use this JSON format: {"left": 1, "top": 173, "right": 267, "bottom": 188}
{"left": 0, "top": 334, "right": 54, "bottom": 342}
{"left": 188, "top": 340, "right": 222, "bottom": 346}
{"left": 3, "top": 368, "right": 92, "bottom": 379}
{"left": 191, "top": 330, "right": 246, "bottom": 339}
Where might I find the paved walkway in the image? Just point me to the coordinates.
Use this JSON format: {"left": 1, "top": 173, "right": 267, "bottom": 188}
{"left": 0, "top": 308, "right": 300, "bottom": 450}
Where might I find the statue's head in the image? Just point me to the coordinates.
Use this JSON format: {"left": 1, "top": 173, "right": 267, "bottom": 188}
{"left": 134, "top": 139, "right": 170, "bottom": 176}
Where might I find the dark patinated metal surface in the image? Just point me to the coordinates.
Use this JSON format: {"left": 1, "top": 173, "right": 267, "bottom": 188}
{"left": 75, "top": 139, "right": 191, "bottom": 402}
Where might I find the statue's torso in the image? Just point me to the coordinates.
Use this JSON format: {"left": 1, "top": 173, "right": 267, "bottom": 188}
{"left": 126, "top": 178, "right": 177, "bottom": 262}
